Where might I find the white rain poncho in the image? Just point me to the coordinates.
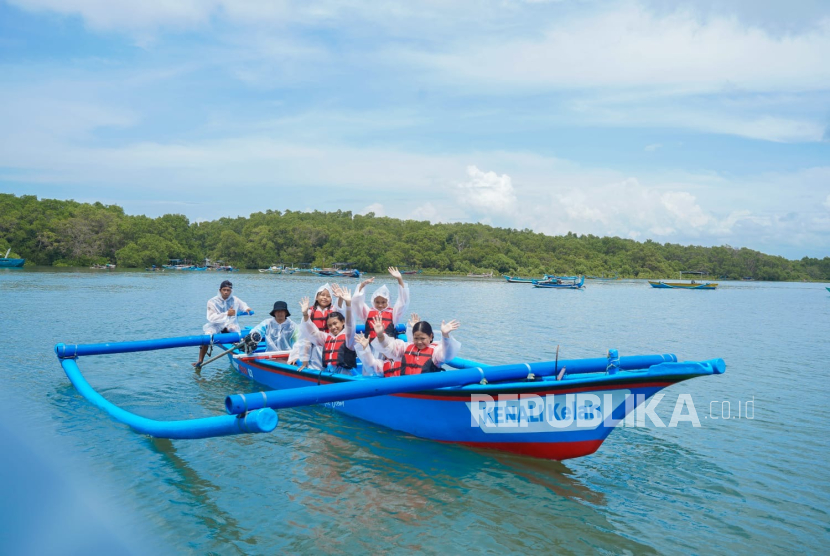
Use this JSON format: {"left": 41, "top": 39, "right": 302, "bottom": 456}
{"left": 354, "top": 342, "right": 385, "bottom": 377}
{"left": 352, "top": 282, "right": 410, "bottom": 357}
{"left": 202, "top": 294, "right": 251, "bottom": 335}
{"left": 296, "top": 283, "right": 341, "bottom": 368}
{"left": 300, "top": 302, "right": 356, "bottom": 374}
{"left": 252, "top": 317, "right": 299, "bottom": 352}
{"left": 376, "top": 327, "right": 460, "bottom": 369}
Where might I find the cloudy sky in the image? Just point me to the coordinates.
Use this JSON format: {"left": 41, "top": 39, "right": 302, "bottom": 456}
{"left": 1, "top": 0, "right": 828, "bottom": 259}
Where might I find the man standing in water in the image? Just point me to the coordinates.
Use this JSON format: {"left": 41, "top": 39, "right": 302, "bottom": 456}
{"left": 194, "top": 280, "right": 252, "bottom": 368}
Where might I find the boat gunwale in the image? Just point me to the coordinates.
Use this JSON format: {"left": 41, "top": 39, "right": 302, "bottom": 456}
{"left": 232, "top": 350, "right": 707, "bottom": 399}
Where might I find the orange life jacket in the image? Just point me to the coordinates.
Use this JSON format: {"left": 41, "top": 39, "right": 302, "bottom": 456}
{"left": 310, "top": 305, "right": 332, "bottom": 332}
{"left": 323, "top": 333, "right": 357, "bottom": 369}
{"left": 383, "top": 359, "right": 402, "bottom": 377}
{"left": 400, "top": 343, "right": 442, "bottom": 375}
{"left": 365, "top": 308, "right": 397, "bottom": 340}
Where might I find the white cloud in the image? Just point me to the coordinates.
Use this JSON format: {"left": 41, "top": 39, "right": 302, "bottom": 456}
{"left": 644, "top": 143, "right": 662, "bottom": 152}
{"left": 456, "top": 165, "right": 517, "bottom": 216}
{"left": 411, "top": 3, "right": 830, "bottom": 95}
{"left": 360, "top": 203, "right": 385, "bottom": 217}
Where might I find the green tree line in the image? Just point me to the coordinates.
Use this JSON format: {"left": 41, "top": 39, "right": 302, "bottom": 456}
{"left": 1, "top": 193, "right": 828, "bottom": 281}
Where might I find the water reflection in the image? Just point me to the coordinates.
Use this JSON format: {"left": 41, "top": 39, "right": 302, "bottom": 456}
{"left": 147, "top": 437, "right": 258, "bottom": 551}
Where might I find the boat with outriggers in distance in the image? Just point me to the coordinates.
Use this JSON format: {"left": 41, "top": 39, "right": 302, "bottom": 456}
{"left": 533, "top": 275, "right": 586, "bottom": 289}
{"left": 0, "top": 248, "right": 25, "bottom": 268}
{"left": 649, "top": 271, "right": 718, "bottom": 290}
{"left": 503, "top": 275, "right": 536, "bottom": 283}
{"left": 54, "top": 322, "right": 725, "bottom": 461}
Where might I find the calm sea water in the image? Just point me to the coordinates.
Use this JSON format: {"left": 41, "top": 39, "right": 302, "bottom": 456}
{"left": 1, "top": 269, "right": 828, "bottom": 554}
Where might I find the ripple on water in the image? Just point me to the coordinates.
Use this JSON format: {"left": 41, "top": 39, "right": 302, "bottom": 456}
{"left": 2, "top": 271, "right": 829, "bottom": 553}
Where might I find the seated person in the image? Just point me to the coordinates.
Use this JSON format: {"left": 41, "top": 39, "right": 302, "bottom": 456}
{"left": 194, "top": 280, "right": 251, "bottom": 368}
{"left": 375, "top": 313, "right": 461, "bottom": 375}
{"left": 251, "top": 301, "right": 300, "bottom": 361}
{"left": 352, "top": 267, "right": 410, "bottom": 355}
{"left": 299, "top": 284, "right": 357, "bottom": 375}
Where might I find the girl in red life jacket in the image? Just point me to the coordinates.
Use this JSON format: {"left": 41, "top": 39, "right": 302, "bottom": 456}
{"left": 309, "top": 283, "right": 335, "bottom": 332}
{"left": 354, "top": 332, "right": 400, "bottom": 377}
{"left": 356, "top": 313, "right": 419, "bottom": 377}
{"left": 299, "top": 284, "right": 358, "bottom": 375}
{"left": 352, "top": 267, "right": 410, "bottom": 353}
{"left": 375, "top": 313, "right": 461, "bottom": 375}
{"left": 296, "top": 283, "right": 339, "bottom": 371}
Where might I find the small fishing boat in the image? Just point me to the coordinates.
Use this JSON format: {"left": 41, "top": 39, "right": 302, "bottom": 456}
{"left": 503, "top": 275, "right": 535, "bottom": 283}
{"left": 0, "top": 248, "right": 25, "bottom": 268}
{"left": 312, "top": 268, "right": 340, "bottom": 276}
{"left": 401, "top": 269, "right": 422, "bottom": 275}
{"left": 533, "top": 276, "right": 585, "bottom": 289}
{"left": 543, "top": 274, "right": 578, "bottom": 281}
{"left": 163, "top": 258, "right": 199, "bottom": 270}
{"left": 54, "top": 327, "right": 725, "bottom": 461}
{"left": 649, "top": 271, "right": 717, "bottom": 290}
{"left": 144, "top": 265, "right": 165, "bottom": 272}
{"left": 586, "top": 273, "right": 619, "bottom": 281}
{"left": 467, "top": 272, "right": 494, "bottom": 278}
{"left": 259, "top": 263, "right": 293, "bottom": 274}
{"left": 826, "top": 287, "right": 830, "bottom": 293}
{"left": 90, "top": 263, "right": 116, "bottom": 269}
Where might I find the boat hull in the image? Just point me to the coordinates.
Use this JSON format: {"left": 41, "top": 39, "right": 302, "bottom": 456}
{"left": 0, "top": 258, "right": 25, "bottom": 268}
{"left": 229, "top": 355, "right": 680, "bottom": 460}
{"left": 649, "top": 281, "right": 718, "bottom": 290}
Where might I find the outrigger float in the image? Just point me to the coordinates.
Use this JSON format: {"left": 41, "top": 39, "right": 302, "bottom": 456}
{"left": 55, "top": 325, "right": 725, "bottom": 460}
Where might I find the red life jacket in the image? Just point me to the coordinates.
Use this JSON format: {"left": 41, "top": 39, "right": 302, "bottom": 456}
{"left": 310, "top": 305, "right": 332, "bottom": 332}
{"left": 365, "top": 308, "right": 397, "bottom": 340}
{"left": 400, "top": 343, "right": 442, "bottom": 375}
{"left": 383, "top": 359, "right": 402, "bottom": 378}
{"left": 323, "top": 333, "right": 357, "bottom": 369}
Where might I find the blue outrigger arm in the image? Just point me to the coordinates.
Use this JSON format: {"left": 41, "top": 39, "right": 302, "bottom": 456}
{"left": 226, "top": 355, "right": 725, "bottom": 415}
{"left": 55, "top": 332, "right": 277, "bottom": 440}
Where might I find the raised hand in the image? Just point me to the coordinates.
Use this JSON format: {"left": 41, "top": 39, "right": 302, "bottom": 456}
{"left": 332, "top": 283, "right": 352, "bottom": 305}
{"left": 358, "top": 277, "right": 375, "bottom": 292}
{"left": 441, "top": 319, "right": 460, "bottom": 337}
{"left": 299, "top": 296, "right": 310, "bottom": 316}
{"left": 409, "top": 313, "right": 420, "bottom": 327}
{"left": 388, "top": 266, "right": 402, "bottom": 281}
{"left": 354, "top": 332, "right": 370, "bottom": 349}
{"left": 372, "top": 314, "right": 386, "bottom": 337}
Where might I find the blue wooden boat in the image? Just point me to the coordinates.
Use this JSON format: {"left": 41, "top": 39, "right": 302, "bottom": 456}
{"left": 503, "top": 275, "right": 535, "bottom": 283}
{"left": 533, "top": 276, "right": 585, "bottom": 289}
{"left": 0, "top": 248, "right": 25, "bottom": 268}
{"left": 544, "top": 274, "right": 578, "bottom": 281}
{"left": 649, "top": 271, "right": 717, "bottom": 290}
{"left": 648, "top": 281, "right": 717, "bottom": 290}
{"left": 54, "top": 324, "right": 725, "bottom": 461}
{"left": 587, "top": 273, "right": 619, "bottom": 281}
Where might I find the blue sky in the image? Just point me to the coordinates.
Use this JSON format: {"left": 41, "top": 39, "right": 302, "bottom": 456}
{"left": 1, "top": 0, "right": 828, "bottom": 259}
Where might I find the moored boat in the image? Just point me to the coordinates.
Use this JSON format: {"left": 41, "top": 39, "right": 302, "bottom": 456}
{"left": 503, "top": 275, "right": 535, "bottom": 283}
{"left": 649, "top": 271, "right": 717, "bottom": 290}
{"left": 467, "top": 272, "right": 494, "bottom": 278}
{"left": 533, "top": 276, "right": 585, "bottom": 289}
{"left": 0, "top": 248, "right": 25, "bottom": 268}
